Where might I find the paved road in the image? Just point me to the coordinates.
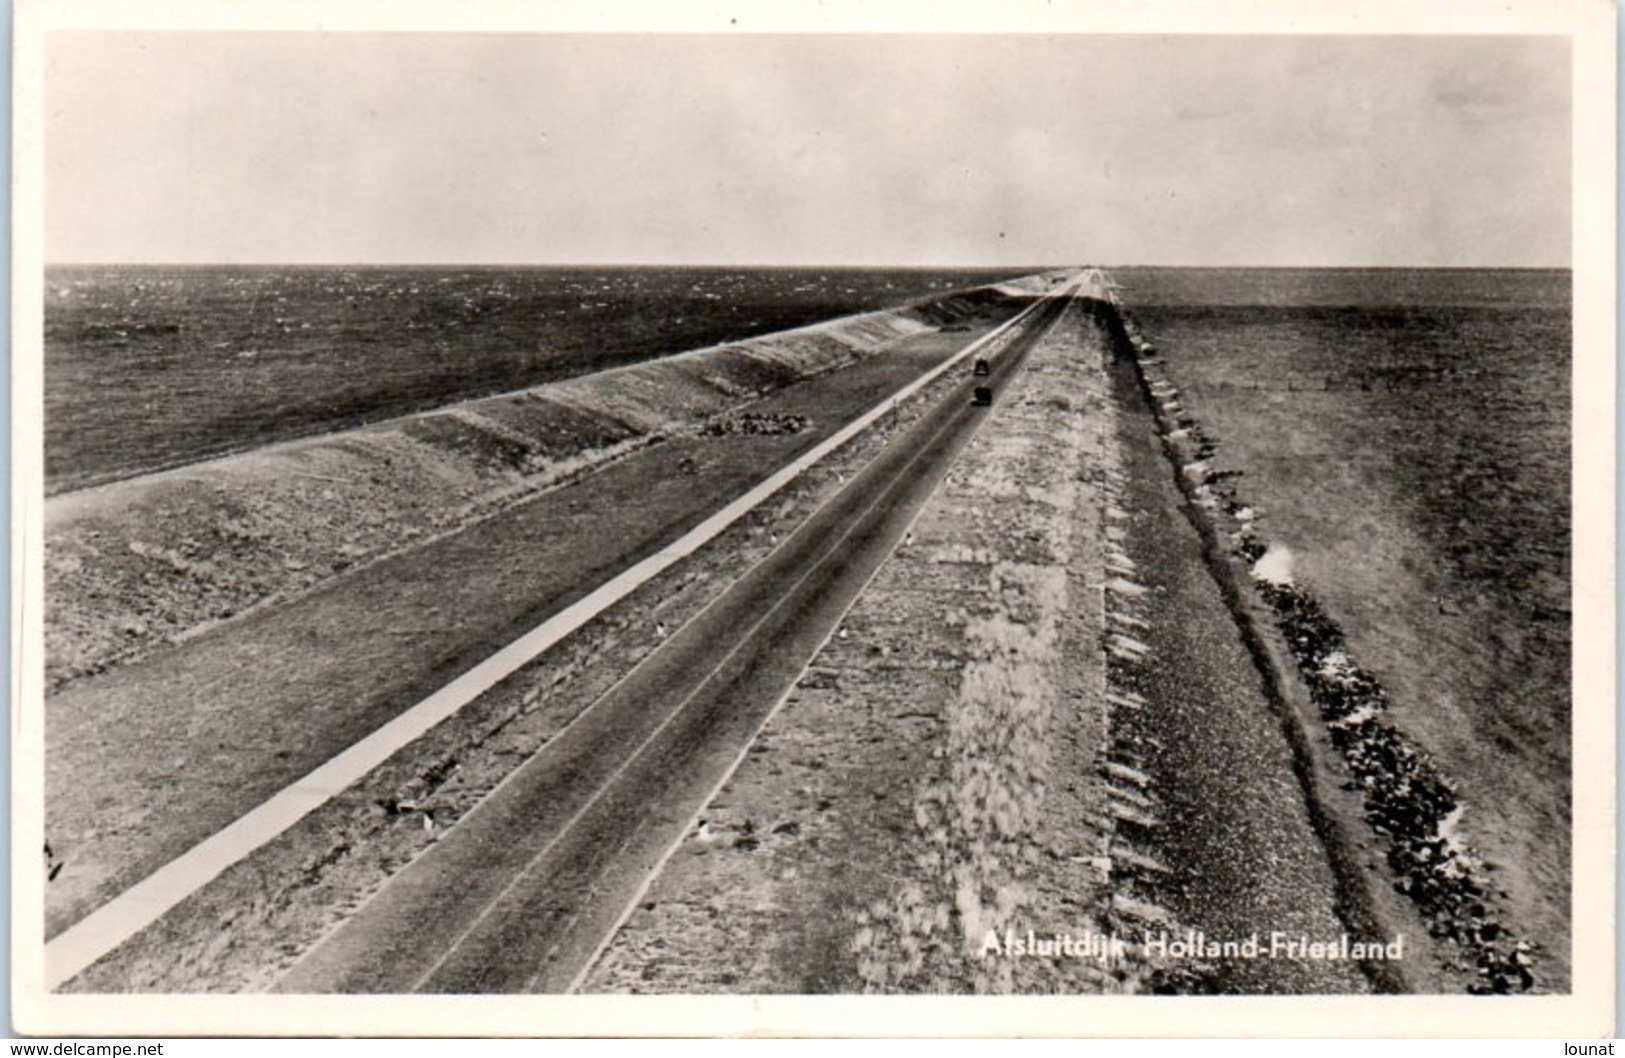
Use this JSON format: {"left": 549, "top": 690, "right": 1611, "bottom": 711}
{"left": 273, "top": 292, "right": 1076, "bottom": 993}
{"left": 45, "top": 310, "right": 1019, "bottom": 948}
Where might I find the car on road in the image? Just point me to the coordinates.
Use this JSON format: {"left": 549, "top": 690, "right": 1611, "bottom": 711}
{"left": 972, "top": 386, "right": 993, "bottom": 407}
{"left": 973, "top": 358, "right": 991, "bottom": 377}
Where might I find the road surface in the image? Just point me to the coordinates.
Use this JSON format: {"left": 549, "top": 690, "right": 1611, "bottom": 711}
{"left": 272, "top": 291, "right": 1075, "bottom": 992}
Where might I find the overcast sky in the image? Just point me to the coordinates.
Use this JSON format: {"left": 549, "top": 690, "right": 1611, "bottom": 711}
{"left": 43, "top": 32, "right": 1570, "bottom": 267}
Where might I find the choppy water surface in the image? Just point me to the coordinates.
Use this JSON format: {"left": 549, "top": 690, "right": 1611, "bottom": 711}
{"left": 1124, "top": 267, "right": 1574, "bottom": 894}
{"left": 44, "top": 265, "right": 1022, "bottom": 493}
{"left": 1120, "top": 267, "right": 1570, "bottom": 621}
{"left": 46, "top": 264, "right": 1573, "bottom": 636}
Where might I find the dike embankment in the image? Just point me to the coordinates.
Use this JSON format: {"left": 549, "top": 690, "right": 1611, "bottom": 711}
{"left": 44, "top": 281, "right": 1068, "bottom": 692}
{"left": 584, "top": 290, "right": 1130, "bottom": 993}
{"left": 46, "top": 273, "right": 1075, "bottom": 991}
{"left": 582, "top": 282, "right": 1396, "bottom": 996}
{"left": 1106, "top": 299, "right": 1540, "bottom": 994}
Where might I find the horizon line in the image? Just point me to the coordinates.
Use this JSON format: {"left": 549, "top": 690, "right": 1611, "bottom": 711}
{"left": 41, "top": 260, "right": 1576, "bottom": 271}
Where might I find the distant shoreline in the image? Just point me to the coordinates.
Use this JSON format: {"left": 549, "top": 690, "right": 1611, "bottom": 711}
{"left": 42, "top": 262, "right": 1574, "bottom": 273}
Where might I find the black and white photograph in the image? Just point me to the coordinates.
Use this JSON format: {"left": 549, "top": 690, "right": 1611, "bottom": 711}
{"left": 12, "top": 0, "right": 1615, "bottom": 1038}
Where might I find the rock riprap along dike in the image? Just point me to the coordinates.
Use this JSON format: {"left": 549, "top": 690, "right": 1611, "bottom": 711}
{"left": 588, "top": 274, "right": 1540, "bottom": 996}
{"left": 43, "top": 268, "right": 1537, "bottom": 996}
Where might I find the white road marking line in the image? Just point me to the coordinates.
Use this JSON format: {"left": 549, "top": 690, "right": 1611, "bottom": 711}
{"left": 562, "top": 290, "right": 1082, "bottom": 994}
{"left": 534, "top": 388, "right": 977, "bottom": 992}
{"left": 1103, "top": 761, "right": 1155, "bottom": 787}
{"left": 1105, "top": 577, "right": 1148, "bottom": 598}
{"left": 281, "top": 290, "right": 1072, "bottom": 992}
{"left": 1106, "top": 802, "right": 1163, "bottom": 829}
{"left": 1108, "top": 633, "right": 1152, "bottom": 655}
{"left": 1106, "top": 783, "right": 1157, "bottom": 810}
{"left": 1111, "top": 844, "right": 1172, "bottom": 876}
{"left": 412, "top": 392, "right": 972, "bottom": 992}
{"left": 44, "top": 290, "right": 1061, "bottom": 992}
